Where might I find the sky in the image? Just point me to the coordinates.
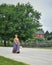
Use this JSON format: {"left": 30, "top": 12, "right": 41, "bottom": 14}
{"left": 0, "top": 0, "right": 52, "bottom": 32}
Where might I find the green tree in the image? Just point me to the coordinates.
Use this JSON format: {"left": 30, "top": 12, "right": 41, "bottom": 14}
{"left": 0, "top": 3, "right": 41, "bottom": 46}
{"left": 46, "top": 32, "right": 52, "bottom": 40}
{"left": 45, "top": 31, "right": 49, "bottom": 38}
{"left": 0, "top": 4, "right": 15, "bottom": 46}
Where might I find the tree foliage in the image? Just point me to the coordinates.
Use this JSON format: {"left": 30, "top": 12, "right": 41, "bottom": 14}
{"left": 0, "top": 3, "right": 41, "bottom": 44}
{"left": 45, "top": 31, "right": 52, "bottom": 40}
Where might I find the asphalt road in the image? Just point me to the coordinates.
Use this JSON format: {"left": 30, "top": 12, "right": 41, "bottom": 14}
{"left": 0, "top": 47, "right": 52, "bottom": 65}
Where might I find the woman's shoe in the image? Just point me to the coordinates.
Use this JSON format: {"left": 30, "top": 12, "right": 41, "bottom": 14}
{"left": 16, "top": 51, "right": 20, "bottom": 54}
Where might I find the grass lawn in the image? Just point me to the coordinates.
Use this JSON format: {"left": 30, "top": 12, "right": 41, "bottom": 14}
{"left": 0, "top": 56, "right": 29, "bottom": 65}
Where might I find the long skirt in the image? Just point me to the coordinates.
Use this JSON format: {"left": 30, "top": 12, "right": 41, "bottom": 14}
{"left": 12, "top": 43, "right": 20, "bottom": 53}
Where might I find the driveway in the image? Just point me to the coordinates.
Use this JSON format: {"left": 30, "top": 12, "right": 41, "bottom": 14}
{"left": 0, "top": 47, "right": 52, "bottom": 65}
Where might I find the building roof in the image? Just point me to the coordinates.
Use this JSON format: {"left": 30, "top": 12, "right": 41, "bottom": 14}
{"left": 36, "top": 30, "right": 44, "bottom": 34}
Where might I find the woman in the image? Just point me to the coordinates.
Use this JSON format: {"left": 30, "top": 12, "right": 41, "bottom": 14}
{"left": 12, "top": 35, "right": 20, "bottom": 53}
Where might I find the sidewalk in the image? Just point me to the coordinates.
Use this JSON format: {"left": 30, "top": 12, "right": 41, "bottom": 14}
{"left": 0, "top": 47, "right": 52, "bottom": 65}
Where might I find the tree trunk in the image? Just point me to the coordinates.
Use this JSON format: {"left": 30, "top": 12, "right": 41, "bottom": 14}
{"left": 4, "top": 40, "right": 6, "bottom": 46}
{"left": 7, "top": 40, "right": 10, "bottom": 46}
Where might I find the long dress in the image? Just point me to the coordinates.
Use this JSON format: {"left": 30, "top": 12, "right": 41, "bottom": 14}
{"left": 12, "top": 42, "right": 20, "bottom": 53}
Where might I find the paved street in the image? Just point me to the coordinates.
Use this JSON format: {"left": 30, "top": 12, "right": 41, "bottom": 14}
{"left": 0, "top": 47, "right": 52, "bottom": 65}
